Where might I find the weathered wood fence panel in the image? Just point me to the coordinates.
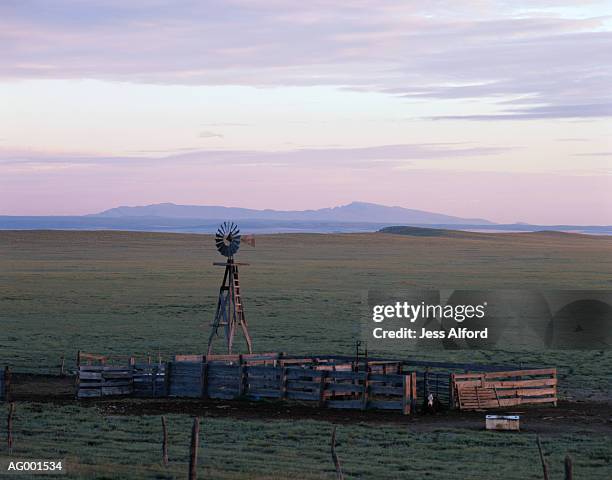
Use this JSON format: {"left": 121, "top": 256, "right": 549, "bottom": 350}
{"left": 207, "top": 364, "right": 240, "bottom": 399}
{"left": 133, "top": 363, "right": 167, "bottom": 397}
{"left": 453, "top": 369, "right": 557, "bottom": 410}
{"left": 246, "top": 366, "right": 283, "bottom": 399}
{"left": 178, "top": 363, "right": 416, "bottom": 414}
{"left": 78, "top": 365, "right": 133, "bottom": 398}
{"left": 168, "top": 361, "right": 203, "bottom": 398}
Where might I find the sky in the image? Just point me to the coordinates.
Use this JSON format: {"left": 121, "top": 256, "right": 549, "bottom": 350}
{"left": 0, "top": 0, "right": 611, "bottom": 224}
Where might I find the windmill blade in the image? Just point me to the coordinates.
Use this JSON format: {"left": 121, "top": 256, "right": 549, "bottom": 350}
{"left": 214, "top": 221, "right": 242, "bottom": 257}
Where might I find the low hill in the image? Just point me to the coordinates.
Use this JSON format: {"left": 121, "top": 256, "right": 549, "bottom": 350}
{"left": 378, "top": 225, "right": 596, "bottom": 240}
{"left": 379, "top": 225, "right": 491, "bottom": 238}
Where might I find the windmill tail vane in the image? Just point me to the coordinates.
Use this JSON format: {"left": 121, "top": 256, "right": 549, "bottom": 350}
{"left": 242, "top": 234, "right": 256, "bottom": 247}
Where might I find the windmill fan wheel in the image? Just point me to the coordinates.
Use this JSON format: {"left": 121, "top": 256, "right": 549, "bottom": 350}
{"left": 215, "top": 221, "right": 241, "bottom": 257}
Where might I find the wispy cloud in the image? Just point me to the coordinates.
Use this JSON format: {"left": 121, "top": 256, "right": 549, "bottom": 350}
{"left": 198, "top": 131, "right": 224, "bottom": 138}
{"left": 572, "top": 151, "right": 612, "bottom": 157}
{"left": 428, "top": 103, "right": 612, "bottom": 121}
{"left": 1, "top": 1, "right": 611, "bottom": 119}
{"left": 0, "top": 143, "right": 515, "bottom": 171}
{"left": 201, "top": 122, "right": 251, "bottom": 127}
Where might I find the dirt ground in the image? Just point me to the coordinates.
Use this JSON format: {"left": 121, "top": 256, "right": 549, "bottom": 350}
{"left": 7, "top": 373, "right": 612, "bottom": 435}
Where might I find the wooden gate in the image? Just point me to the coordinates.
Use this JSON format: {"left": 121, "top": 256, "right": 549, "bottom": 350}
{"left": 452, "top": 369, "right": 557, "bottom": 410}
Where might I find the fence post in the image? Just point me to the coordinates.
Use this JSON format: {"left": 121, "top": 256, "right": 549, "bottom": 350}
{"left": 411, "top": 372, "right": 417, "bottom": 412}
{"left": 188, "top": 417, "right": 200, "bottom": 480}
{"left": 449, "top": 373, "right": 456, "bottom": 409}
{"left": 165, "top": 362, "right": 172, "bottom": 397}
{"left": 7, "top": 402, "right": 15, "bottom": 455}
{"left": 152, "top": 365, "right": 158, "bottom": 397}
{"left": 564, "top": 455, "right": 573, "bottom": 480}
{"left": 4, "top": 367, "right": 11, "bottom": 403}
{"left": 281, "top": 367, "right": 288, "bottom": 400}
{"left": 161, "top": 416, "right": 169, "bottom": 466}
{"left": 4, "top": 366, "right": 13, "bottom": 402}
{"left": 201, "top": 362, "right": 209, "bottom": 399}
{"left": 402, "top": 375, "right": 411, "bottom": 415}
{"left": 536, "top": 436, "right": 550, "bottom": 480}
{"left": 319, "top": 371, "right": 328, "bottom": 408}
{"left": 330, "top": 426, "right": 344, "bottom": 480}
{"left": 60, "top": 355, "right": 65, "bottom": 377}
{"left": 238, "top": 355, "right": 245, "bottom": 397}
{"left": 361, "top": 370, "right": 370, "bottom": 410}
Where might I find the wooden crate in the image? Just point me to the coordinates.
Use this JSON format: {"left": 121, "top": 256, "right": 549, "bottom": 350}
{"left": 486, "top": 415, "right": 520, "bottom": 431}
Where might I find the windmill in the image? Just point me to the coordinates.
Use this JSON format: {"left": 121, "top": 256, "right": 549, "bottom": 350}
{"left": 207, "top": 221, "right": 254, "bottom": 355}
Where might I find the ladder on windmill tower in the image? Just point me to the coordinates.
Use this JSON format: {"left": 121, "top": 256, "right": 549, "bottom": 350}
{"left": 232, "top": 269, "right": 245, "bottom": 327}
{"left": 207, "top": 222, "right": 254, "bottom": 356}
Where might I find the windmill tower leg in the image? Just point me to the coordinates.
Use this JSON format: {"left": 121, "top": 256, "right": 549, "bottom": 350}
{"left": 207, "top": 264, "right": 230, "bottom": 356}
{"left": 240, "top": 319, "right": 253, "bottom": 353}
{"left": 232, "top": 264, "right": 253, "bottom": 354}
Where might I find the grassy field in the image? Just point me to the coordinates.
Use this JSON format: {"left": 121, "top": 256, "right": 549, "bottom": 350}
{"left": 1, "top": 401, "right": 611, "bottom": 480}
{"left": 0, "top": 230, "right": 611, "bottom": 478}
{"left": 1, "top": 230, "right": 611, "bottom": 395}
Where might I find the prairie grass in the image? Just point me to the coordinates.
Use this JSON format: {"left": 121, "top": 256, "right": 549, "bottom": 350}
{"left": 0, "top": 231, "right": 611, "bottom": 478}
{"left": 1, "top": 402, "right": 610, "bottom": 479}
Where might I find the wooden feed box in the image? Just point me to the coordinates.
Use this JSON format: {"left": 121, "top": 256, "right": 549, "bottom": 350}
{"left": 485, "top": 415, "right": 520, "bottom": 431}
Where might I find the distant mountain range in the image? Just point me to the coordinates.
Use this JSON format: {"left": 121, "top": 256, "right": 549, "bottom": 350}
{"left": 1, "top": 202, "right": 610, "bottom": 235}
{"left": 92, "top": 201, "right": 494, "bottom": 225}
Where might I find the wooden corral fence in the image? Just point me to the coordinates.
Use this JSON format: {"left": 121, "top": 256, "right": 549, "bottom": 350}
{"left": 452, "top": 368, "right": 557, "bottom": 410}
{"left": 77, "top": 352, "right": 557, "bottom": 413}
{"left": 78, "top": 353, "right": 417, "bottom": 414}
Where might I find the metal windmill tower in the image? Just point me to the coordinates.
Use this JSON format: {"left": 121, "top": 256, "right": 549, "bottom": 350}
{"left": 207, "top": 221, "right": 253, "bottom": 355}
